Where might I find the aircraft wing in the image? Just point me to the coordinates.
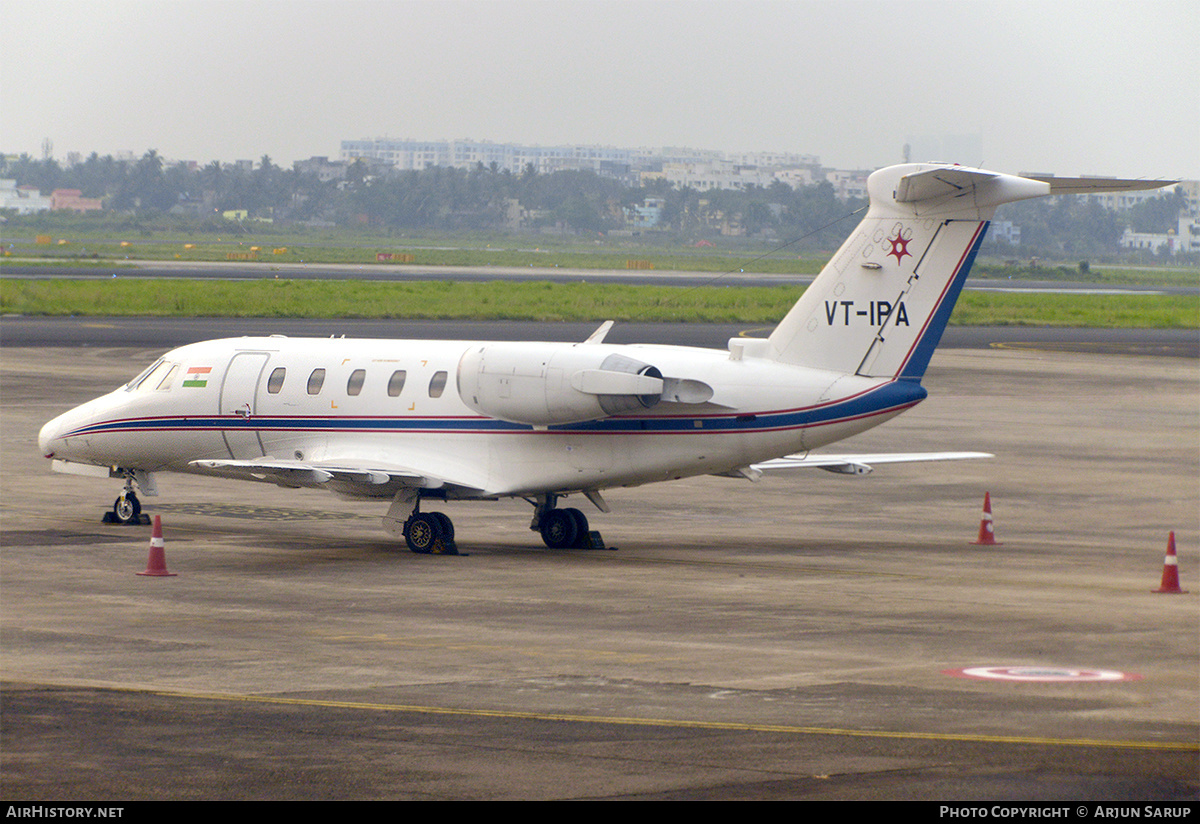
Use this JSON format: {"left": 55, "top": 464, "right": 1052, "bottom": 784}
{"left": 748, "top": 451, "right": 993, "bottom": 477}
{"left": 189, "top": 458, "right": 487, "bottom": 498}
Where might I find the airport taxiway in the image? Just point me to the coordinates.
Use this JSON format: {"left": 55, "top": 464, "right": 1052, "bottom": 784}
{"left": 1, "top": 330, "right": 1197, "bottom": 800}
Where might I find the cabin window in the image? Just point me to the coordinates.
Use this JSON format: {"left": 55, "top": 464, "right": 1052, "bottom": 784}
{"left": 307, "top": 368, "right": 326, "bottom": 395}
{"left": 347, "top": 369, "right": 366, "bottom": 396}
{"left": 155, "top": 363, "right": 180, "bottom": 391}
{"left": 428, "top": 370, "right": 447, "bottom": 398}
{"left": 387, "top": 370, "right": 407, "bottom": 397}
{"left": 267, "top": 367, "right": 286, "bottom": 394}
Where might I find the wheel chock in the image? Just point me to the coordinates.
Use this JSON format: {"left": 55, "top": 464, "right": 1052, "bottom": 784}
{"left": 574, "top": 530, "right": 611, "bottom": 550}
{"left": 103, "top": 511, "right": 150, "bottom": 525}
{"left": 431, "top": 537, "right": 461, "bottom": 556}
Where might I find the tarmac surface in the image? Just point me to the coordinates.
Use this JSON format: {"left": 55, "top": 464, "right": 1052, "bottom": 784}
{"left": 1, "top": 328, "right": 1197, "bottom": 801}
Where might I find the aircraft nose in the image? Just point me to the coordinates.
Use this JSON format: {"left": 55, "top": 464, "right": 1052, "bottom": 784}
{"left": 39, "top": 415, "right": 64, "bottom": 458}
{"left": 39, "top": 408, "right": 85, "bottom": 459}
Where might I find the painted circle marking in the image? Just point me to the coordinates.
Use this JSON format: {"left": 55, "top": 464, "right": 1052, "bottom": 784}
{"left": 943, "top": 666, "right": 1140, "bottom": 682}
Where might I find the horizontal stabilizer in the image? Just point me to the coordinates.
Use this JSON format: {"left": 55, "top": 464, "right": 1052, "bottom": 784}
{"left": 893, "top": 167, "right": 1050, "bottom": 210}
{"left": 1019, "top": 174, "right": 1179, "bottom": 195}
{"left": 895, "top": 167, "right": 1003, "bottom": 203}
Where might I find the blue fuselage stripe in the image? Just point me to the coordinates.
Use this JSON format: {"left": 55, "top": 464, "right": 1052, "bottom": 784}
{"left": 67, "top": 381, "right": 927, "bottom": 439}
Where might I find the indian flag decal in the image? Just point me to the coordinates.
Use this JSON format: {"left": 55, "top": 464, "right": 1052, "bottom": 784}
{"left": 182, "top": 366, "right": 212, "bottom": 388}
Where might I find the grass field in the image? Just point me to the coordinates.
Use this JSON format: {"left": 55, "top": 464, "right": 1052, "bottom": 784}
{"left": 5, "top": 229, "right": 1198, "bottom": 286}
{"left": 1, "top": 277, "right": 1195, "bottom": 328}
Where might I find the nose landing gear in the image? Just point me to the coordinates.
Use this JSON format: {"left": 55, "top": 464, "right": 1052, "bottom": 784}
{"left": 102, "top": 481, "right": 150, "bottom": 525}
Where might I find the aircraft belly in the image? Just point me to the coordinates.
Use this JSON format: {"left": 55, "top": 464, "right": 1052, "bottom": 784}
{"left": 485, "top": 429, "right": 768, "bottom": 495}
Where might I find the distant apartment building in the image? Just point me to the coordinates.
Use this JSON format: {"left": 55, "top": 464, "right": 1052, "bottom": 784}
{"left": 341, "top": 137, "right": 821, "bottom": 190}
{"left": 626, "top": 197, "right": 665, "bottom": 229}
{"left": 1178, "top": 180, "right": 1200, "bottom": 219}
{"left": 988, "top": 220, "right": 1021, "bottom": 245}
{"left": 1081, "top": 180, "right": 1189, "bottom": 212}
{"left": 654, "top": 161, "right": 776, "bottom": 191}
{"left": 294, "top": 156, "right": 349, "bottom": 183}
{"left": 1120, "top": 217, "right": 1198, "bottom": 255}
{"left": 1103, "top": 180, "right": 1199, "bottom": 256}
{"left": 824, "top": 169, "right": 870, "bottom": 200}
{"left": 772, "top": 167, "right": 816, "bottom": 189}
{"left": 341, "top": 138, "right": 638, "bottom": 179}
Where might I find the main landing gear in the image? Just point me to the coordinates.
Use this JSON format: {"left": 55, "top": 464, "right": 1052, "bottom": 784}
{"left": 531, "top": 494, "right": 607, "bottom": 550}
{"left": 382, "top": 490, "right": 608, "bottom": 554}
{"left": 384, "top": 491, "right": 459, "bottom": 554}
{"left": 102, "top": 479, "right": 150, "bottom": 525}
{"left": 402, "top": 508, "right": 459, "bottom": 555}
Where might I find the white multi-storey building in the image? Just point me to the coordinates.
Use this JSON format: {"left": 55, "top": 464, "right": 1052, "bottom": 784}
{"left": 340, "top": 137, "right": 820, "bottom": 189}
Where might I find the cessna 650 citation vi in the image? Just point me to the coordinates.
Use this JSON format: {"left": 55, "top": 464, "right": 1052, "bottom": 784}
{"left": 39, "top": 164, "right": 1171, "bottom": 553}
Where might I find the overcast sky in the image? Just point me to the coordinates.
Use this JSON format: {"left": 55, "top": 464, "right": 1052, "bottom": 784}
{"left": 4, "top": 0, "right": 1197, "bottom": 179}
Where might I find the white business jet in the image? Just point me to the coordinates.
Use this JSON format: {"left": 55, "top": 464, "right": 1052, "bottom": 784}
{"left": 38, "top": 164, "right": 1171, "bottom": 553}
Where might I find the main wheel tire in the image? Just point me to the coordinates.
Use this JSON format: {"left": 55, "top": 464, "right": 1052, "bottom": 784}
{"left": 563, "top": 507, "right": 589, "bottom": 539}
{"left": 540, "top": 509, "right": 579, "bottom": 549}
{"left": 430, "top": 512, "right": 454, "bottom": 543}
{"left": 405, "top": 512, "right": 441, "bottom": 554}
{"left": 113, "top": 492, "right": 141, "bottom": 524}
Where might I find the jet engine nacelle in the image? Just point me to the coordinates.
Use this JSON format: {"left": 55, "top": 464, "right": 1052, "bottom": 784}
{"left": 457, "top": 342, "right": 665, "bottom": 426}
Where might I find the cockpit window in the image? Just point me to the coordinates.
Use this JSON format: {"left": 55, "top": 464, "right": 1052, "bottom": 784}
{"left": 127, "top": 359, "right": 177, "bottom": 393}
{"left": 155, "top": 363, "right": 180, "bottom": 391}
{"left": 124, "top": 358, "right": 165, "bottom": 391}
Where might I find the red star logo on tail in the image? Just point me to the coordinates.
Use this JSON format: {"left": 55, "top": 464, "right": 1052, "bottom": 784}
{"left": 886, "top": 229, "right": 912, "bottom": 264}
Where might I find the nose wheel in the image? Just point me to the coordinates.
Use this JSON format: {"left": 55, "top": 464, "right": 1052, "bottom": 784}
{"left": 103, "top": 489, "right": 149, "bottom": 525}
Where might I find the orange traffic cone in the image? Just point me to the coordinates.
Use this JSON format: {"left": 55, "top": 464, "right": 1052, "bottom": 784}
{"left": 1152, "top": 531, "right": 1186, "bottom": 594}
{"left": 971, "top": 492, "right": 1001, "bottom": 545}
{"left": 137, "top": 515, "right": 177, "bottom": 577}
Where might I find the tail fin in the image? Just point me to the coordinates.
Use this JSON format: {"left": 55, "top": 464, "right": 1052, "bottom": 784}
{"left": 767, "top": 164, "right": 1053, "bottom": 380}
{"left": 768, "top": 164, "right": 1177, "bottom": 379}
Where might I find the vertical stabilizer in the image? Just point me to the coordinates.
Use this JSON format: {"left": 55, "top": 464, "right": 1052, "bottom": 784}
{"left": 767, "top": 164, "right": 1049, "bottom": 380}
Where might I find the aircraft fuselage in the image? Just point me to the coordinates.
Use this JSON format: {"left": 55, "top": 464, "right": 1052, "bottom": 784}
{"left": 39, "top": 336, "right": 924, "bottom": 499}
